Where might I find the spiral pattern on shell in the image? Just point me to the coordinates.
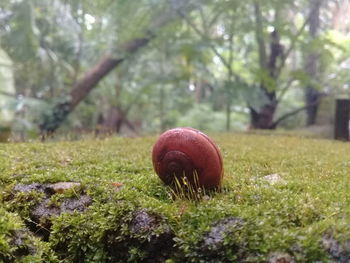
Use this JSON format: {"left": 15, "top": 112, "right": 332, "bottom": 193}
{"left": 152, "top": 127, "right": 223, "bottom": 189}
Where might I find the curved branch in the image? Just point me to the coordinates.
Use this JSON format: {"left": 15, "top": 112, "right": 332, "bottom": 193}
{"left": 271, "top": 94, "right": 326, "bottom": 128}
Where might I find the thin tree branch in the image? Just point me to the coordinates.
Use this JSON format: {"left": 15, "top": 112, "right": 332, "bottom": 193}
{"left": 72, "top": 3, "right": 85, "bottom": 85}
{"left": 179, "top": 10, "right": 248, "bottom": 86}
{"left": 177, "top": 10, "right": 231, "bottom": 69}
{"left": 0, "top": 91, "right": 44, "bottom": 102}
{"left": 208, "top": 8, "right": 225, "bottom": 28}
{"left": 0, "top": 91, "right": 16, "bottom": 98}
{"left": 271, "top": 93, "right": 326, "bottom": 128}
{"left": 253, "top": 1, "right": 267, "bottom": 70}
{"left": 228, "top": 15, "right": 235, "bottom": 78}
{"left": 198, "top": 6, "right": 208, "bottom": 33}
{"left": 275, "top": 12, "right": 313, "bottom": 78}
{"left": 276, "top": 78, "right": 296, "bottom": 104}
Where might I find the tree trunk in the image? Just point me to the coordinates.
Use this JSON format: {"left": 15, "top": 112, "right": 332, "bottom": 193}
{"left": 250, "top": 104, "right": 277, "bottom": 129}
{"left": 305, "top": 87, "right": 320, "bottom": 125}
{"left": 194, "top": 81, "right": 204, "bottom": 103}
{"left": 95, "top": 106, "right": 137, "bottom": 136}
{"left": 305, "top": 0, "right": 322, "bottom": 126}
{"left": 70, "top": 56, "right": 124, "bottom": 110}
{"left": 250, "top": 3, "right": 283, "bottom": 129}
{"left": 104, "top": 107, "right": 124, "bottom": 133}
{"left": 334, "top": 99, "right": 350, "bottom": 141}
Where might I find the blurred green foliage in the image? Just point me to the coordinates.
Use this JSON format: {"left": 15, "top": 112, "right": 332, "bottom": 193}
{"left": 0, "top": 0, "right": 349, "bottom": 138}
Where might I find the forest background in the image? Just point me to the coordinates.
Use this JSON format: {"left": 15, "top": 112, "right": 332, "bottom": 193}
{"left": 0, "top": 0, "right": 349, "bottom": 140}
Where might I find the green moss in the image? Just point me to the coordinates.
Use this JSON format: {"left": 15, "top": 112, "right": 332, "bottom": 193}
{"left": 0, "top": 207, "right": 58, "bottom": 262}
{"left": 2, "top": 185, "right": 45, "bottom": 219}
{"left": 1, "top": 134, "right": 350, "bottom": 262}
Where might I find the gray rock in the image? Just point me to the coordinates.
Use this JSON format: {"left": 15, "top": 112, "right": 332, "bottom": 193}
{"left": 29, "top": 194, "right": 92, "bottom": 240}
{"left": 9, "top": 229, "right": 37, "bottom": 257}
{"left": 130, "top": 209, "right": 157, "bottom": 234}
{"left": 31, "top": 199, "right": 61, "bottom": 221}
{"left": 203, "top": 217, "right": 244, "bottom": 250}
{"left": 31, "top": 195, "right": 92, "bottom": 222}
{"left": 267, "top": 252, "right": 295, "bottom": 263}
{"left": 10, "top": 182, "right": 92, "bottom": 240}
{"left": 322, "top": 233, "right": 350, "bottom": 263}
{"left": 61, "top": 195, "right": 92, "bottom": 213}
{"left": 13, "top": 183, "right": 46, "bottom": 193}
{"left": 106, "top": 209, "right": 174, "bottom": 263}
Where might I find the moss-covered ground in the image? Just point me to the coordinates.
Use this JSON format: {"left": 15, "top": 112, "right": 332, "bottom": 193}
{"left": 1, "top": 134, "right": 350, "bottom": 262}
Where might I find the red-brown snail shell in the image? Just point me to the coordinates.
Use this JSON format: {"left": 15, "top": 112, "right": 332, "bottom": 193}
{"left": 152, "top": 127, "right": 223, "bottom": 189}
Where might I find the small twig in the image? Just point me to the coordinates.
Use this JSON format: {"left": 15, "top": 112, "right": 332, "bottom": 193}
{"left": 25, "top": 217, "right": 51, "bottom": 234}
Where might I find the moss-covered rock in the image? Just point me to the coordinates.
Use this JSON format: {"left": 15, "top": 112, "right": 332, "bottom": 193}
{"left": 1, "top": 134, "right": 350, "bottom": 262}
{"left": 0, "top": 208, "right": 57, "bottom": 262}
{"left": 4, "top": 182, "right": 91, "bottom": 241}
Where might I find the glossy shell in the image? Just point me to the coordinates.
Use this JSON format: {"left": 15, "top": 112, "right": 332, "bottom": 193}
{"left": 152, "top": 127, "right": 223, "bottom": 189}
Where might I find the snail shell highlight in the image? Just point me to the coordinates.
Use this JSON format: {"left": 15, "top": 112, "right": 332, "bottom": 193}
{"left": 152, "top": 127, "right": 223, "bottom": 189}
